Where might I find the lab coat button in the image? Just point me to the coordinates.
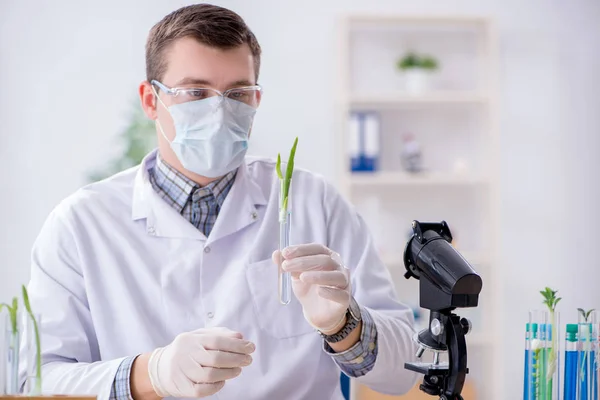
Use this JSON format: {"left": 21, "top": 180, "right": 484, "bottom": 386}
{"left": 251, "top": 211, "right": 258, "bottom": 220}
{"left": 147, "top": 226, "right": 156, "bottom": 235}
{"left": 204, "top": 246, "right": 211, "bottom": 253}
{"left": 207, "top": 312, "right": 214, "bottom": 319}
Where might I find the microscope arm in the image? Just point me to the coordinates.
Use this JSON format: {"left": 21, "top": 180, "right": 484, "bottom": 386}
{"left": 444, "top": 314, "right": 469, "bottom": 398}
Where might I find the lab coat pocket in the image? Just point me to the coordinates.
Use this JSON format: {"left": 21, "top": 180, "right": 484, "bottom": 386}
{"left": 246, "top": 259, "right": 314, "bottom": 339}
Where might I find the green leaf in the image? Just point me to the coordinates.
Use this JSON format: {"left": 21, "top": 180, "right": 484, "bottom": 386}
{"left": 2, "top": 298, "right": 18, "bottom": 333}
{"left": 22, "top": 284, "right": 32, "bottom": 314}
{"left": 554, "top": 297, "right": 562, "bottom": 308}
{"left": 285, "top": 137, "right": 299, "bottom": 183}
{"left": 275, "top": 154, "right": 283, "bottom": 180}
{"left": 278, "top": 137, "right": 298, "bottom": 212}
{"left": 540, "top": 287, "right": 560, "bottom": 312}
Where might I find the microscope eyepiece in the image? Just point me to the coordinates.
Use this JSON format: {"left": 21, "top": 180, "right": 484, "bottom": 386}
{"left": 403, "top": 220, "right": 483, "bottom": 311}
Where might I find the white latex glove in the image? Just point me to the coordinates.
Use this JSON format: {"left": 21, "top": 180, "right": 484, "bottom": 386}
{"left": 273, "top": 243, "right": 351, "bottom": 334}
{"left": 148, "top": 327, "right": 255, "bottom": 398}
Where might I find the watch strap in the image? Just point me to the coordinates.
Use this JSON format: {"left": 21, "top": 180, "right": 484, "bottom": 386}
{"left": 318, "top": 297, "right": 361, "bottom": 343}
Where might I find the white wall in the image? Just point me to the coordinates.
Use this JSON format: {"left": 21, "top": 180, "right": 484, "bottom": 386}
{"left": 1, "top": 0, "right": 599, "bottom": 398}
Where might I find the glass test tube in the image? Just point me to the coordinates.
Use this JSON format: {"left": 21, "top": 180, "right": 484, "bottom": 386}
{"left": 565, "top": 324, "right": 579, "bottom": 400}
{"left": 577, "top": 311, "right": 598, "bottom": 400}
{"left": 524, "top": 323, "right": 533, "bottom": 400}
{"left": 527, "top": 310, "right": 561, "bottom": 400}
{"left": 278, "top": 179, "right": 292, "bottom": 305}
{"left": 3, "top": 313, "right": 20, "bottom": 395}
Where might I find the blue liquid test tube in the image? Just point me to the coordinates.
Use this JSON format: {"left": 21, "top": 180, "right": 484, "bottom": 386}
{"left": 565, "top": 324, "right": 578, "bottom": 400}
{"left": 278, "top": 179, "right": 292, "bottom": 305}
{"left": 524, "top": 323, "right": 531, "bottom": 400}
{"left": 578, "top": 323, "right": 598, "bottom": 400}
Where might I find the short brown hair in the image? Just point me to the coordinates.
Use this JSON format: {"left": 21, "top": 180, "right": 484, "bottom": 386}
{"left": 145, "top": 4, "right": 261, "bottom": 84}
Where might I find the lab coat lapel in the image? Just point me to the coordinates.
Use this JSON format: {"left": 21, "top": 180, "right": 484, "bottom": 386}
{"left": 131, "top": 151, "right": 205, "bottom": 241}
{"left": 207, "top": 161, "right": 268, "bottom": 245}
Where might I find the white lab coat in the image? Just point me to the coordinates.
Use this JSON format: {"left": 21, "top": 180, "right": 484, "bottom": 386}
{"left": 25, "top": 150, "right": 418, "bottom": 400}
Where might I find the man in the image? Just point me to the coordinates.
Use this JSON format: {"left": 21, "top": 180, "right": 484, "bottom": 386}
{"left": 25, "top": 4, "right": 418, "bottom": 399}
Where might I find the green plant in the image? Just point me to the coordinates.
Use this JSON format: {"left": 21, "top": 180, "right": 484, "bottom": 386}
{"left": 540, "top": 287, "right": 561, "bottom": 381}
{"left": 420, "top": 56, "right": 439, "bottom": 70}
{"left": 397, "top": 52, "right": 439, "bottom": 71}
{"left": 22, "top": 285, "right": 42, "bottom": 395}
{"left": 275, "top": 137, "right": 298, "bottom": 220}
{"left": 578, "top": 308, "right": 595, "bottom": 322}
{"left": 88, "top": 98, "right": 156, "bottom": 182}
{"left": 0, "top": 296, "right": 19, "bottom": 333}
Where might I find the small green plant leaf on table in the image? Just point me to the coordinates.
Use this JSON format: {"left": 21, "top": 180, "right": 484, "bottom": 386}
{"left": 276, "top": 137, "right": 298, "bottom": 221}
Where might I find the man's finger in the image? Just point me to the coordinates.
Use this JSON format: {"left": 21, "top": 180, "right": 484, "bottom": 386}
{"left": 192, "top": 327, "right": 243, "bottom": 339}
{"left": 201, "top": 367, "right": 242, "bottom": 383}
{"left": 272, "top": 250, "right": 282, "bottom": 265}
{"left": 282, "top": 243, "right": 331, "bottom": 259}
{"left": 199, "top": 334, "right": 256, "bottom": 354}
{"left": 282, "top": 254, "right": 336, "bottom": 272}
{"left": 200, "top": 349, "right": 253, "bottom": 368}
{"left": 192, "top": 381, "right": 226, "bottom": 397}
{"left": 299, "top": 270, "right": 349, "bottom": 289}
{"left": 318, "top": 286, "right": 350, "bottom": 305}
{"left": 188, "top": 366, "right": 242, "bottom": 384}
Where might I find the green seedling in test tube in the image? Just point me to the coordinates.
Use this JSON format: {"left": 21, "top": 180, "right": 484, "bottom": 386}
{"left": 541, "top": 286, "right": 561, "bottom": 396}
{"left": 22, "top": 285, "right": 42, "bottom": 395}
{"left": 1, "top": 297, "right": 19, "bottom": 393}
{"left": 276, "top": 137, "right": 298, "bottom": 304}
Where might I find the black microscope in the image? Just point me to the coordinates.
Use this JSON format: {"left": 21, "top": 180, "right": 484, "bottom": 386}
{"left": 403, "top": 221, "right": 483, "bottom": 400}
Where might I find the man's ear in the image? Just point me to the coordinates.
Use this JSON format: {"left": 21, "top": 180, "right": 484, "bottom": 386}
{"left": 139, "top": 81, "right": 158, "bottom": 120}
{"left": 256, "top": 87, "right": 262, "bottom": 108}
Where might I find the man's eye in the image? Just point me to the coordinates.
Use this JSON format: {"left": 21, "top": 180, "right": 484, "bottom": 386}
{"left": 229, "top": 91, "right": 246, "bottom": 99}
{"left": 189, "top": 89, "right": 207, "bottom": 98}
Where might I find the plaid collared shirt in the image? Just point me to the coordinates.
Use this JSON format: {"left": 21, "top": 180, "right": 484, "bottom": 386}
{"left": 147, "top": 153, "right": 237, "bottom": 236}
{"left": 109, "top": 153, "right": 378, "bottom": 400}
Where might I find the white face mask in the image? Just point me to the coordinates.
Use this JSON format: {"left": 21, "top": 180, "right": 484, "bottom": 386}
{"left": 154, "top": 89, "right": 256, "bottom": 178}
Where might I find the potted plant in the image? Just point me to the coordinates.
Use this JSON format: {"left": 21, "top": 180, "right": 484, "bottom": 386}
{"left": 396, "top": 51, "right": 439, "bottom": 94}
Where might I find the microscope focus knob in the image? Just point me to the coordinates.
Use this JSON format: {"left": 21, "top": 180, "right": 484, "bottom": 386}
{"left": 460, "top": 317, "right": 472, "bottom": 335}
{"left": 430, "top": 318, "right": 443, "bottom": 336}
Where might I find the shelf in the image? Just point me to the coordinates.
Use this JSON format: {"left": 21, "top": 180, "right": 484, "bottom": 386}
{"left": 348, "top": 171, "right": 488, "bottom": 187}
{"left": 347, "top": 15, "right": 491, "bottom": 25}
{"left": 349, "top": 92, "right": 488, "bottom": 108}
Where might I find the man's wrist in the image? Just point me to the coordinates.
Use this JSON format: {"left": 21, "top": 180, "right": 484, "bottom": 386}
{"left": 131, "top": 353, "right": 162, "bottom": 400}
{"left": 327, "top": 320, "right": 362, "bottom": 352}
{"left": 319, "top": 315, "right": 348, "bottom": 336}
{"left": 318, "top": 297, "right": 361, "bottom": 341}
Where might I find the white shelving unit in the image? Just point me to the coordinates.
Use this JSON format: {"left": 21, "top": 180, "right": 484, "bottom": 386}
{"left": 335, "top": 15, "right": 501, "bottom": 400}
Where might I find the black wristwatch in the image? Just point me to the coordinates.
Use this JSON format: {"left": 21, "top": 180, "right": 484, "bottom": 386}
{"left": 318, "top": 296, "right": 362, "bottom": 343}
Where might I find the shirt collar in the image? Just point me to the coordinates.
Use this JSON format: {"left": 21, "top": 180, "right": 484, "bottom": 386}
{"left": 150, "top": 152, "right": 237, "bottom": 213}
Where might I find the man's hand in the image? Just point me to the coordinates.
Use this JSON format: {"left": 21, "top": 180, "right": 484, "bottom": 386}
{"left": 273, "top": 243, "right": 351, "bottom": 334}
{"left": 146, "top": 327, "right": 255, "bottom": 398}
